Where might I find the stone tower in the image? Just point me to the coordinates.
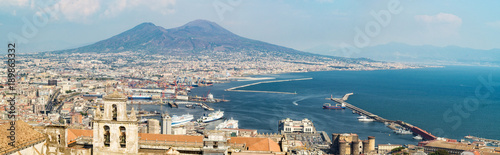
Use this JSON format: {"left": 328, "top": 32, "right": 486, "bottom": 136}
{"left": 161, "top": 113, "right": 172, "bottom": 134}
{"left": 93, "top": 91, "right": 138, "bottom": 154}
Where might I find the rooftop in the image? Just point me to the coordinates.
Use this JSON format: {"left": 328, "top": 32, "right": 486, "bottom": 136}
{"left": 0, "top": 120, "right": 46, "bottom": 154}
{"left": 228, "top": 137, "right": 281, "bottom": 152}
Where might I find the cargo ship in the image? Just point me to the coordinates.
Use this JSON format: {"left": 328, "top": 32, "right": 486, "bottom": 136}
{"left": 323, "top": 103, "right": 345, "bottom": 109}
{"left": 198, "top": 110, "right": 224, "bottom": 123}
{"left": 216, "top": 118, "right": 238, "bottom": 130}
{"left": 171, "top": 114, "right": 194, "bottom": 126}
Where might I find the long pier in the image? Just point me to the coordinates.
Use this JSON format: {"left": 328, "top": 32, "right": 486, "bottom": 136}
{"left": 465, "top": 136, "right": 500, "bottom": 145}
{"left": 168, "top": 101, "right": 214, "bottom": 111}
{"left": 330, "top": 93, "right": 437, "bottom": 141}
{"left": 225, "top": 77, "right": 313, "bottom": 94}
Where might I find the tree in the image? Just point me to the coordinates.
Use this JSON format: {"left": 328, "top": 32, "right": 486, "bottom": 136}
{"left": 391, "top": 147, "right": 405, "bottom": 153}
{"left": 430, "top": 149, "right": 449, "bottom": 155}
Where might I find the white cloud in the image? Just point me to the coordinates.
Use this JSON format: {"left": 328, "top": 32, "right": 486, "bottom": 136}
{"left": 101, "top": 0, "right": 176, "bottom": 17}
{"left": 316, "top": 0, "right": 334, "bottom": 3}
{"left": 415, "top": 13, "right": 462, "bottom": 36}
{"left": 415, "top": 13, "right": 462, "bottom": 25}
{"left": 486, "top": 21, "right": 500, "bottom": 28}
{"left": 1, "top": 0, "right": 176, "bottom": 23}
{"left": 1, "top": 0, "right": 30, "bottom": 7}
{"left": 56, "top": 0, "right": 100, "bottom": 22}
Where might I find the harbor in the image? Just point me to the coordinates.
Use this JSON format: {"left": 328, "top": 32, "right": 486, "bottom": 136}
{"left": 225, "top": 77, "right": 313, "bottom": 94}
{"left": 328, "top": 93, "right": 437, "bottom": 141}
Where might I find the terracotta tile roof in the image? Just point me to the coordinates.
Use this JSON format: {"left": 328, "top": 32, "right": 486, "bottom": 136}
{"left": 424, "top": 140, "right": 475, "bottom": 151}
{"left": 0, "top": 120, "right": 46, "bottom": 154}
{"left": 67, "top": 129, "right": 93, "bottom": 144}
{"left": 228, "top": 137, "right": 281, "bottom": 152}
{"left": 138, "top": 133, "right": 203, "bottom": 143}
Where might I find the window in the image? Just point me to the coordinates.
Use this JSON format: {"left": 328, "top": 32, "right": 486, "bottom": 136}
{"left": 104, "top": 126, "right": 110, "bottom": 147}
{"left": 120, "top": 126, "right": 126, "bottom": 148}
{"left": 112, "top": 104, "right": 117, "bottom": 121}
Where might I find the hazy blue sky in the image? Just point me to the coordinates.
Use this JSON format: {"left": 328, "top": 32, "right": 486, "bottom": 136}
{"left": 1, "top": 0, "right": 500, "bottom": 53}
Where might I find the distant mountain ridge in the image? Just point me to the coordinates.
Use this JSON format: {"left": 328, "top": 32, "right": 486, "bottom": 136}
{"left": 53, "top": 19, "right": 310, "bottom": 56}
{"left": 305, "top": 42, "right": 500, "bottom": 66}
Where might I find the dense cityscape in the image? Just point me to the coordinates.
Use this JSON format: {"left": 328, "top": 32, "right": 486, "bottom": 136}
{"left": 1, "top": 51, "right": 498, "bottom": 155}
{"left": 1, "top": 1, "right": 500, "bottom": 155}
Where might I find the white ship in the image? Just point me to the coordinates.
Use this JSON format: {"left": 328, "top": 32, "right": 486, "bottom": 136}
{"left": 171, "top": 114, "right": 194, "bottom": 126}
{"left": 198, "top": 110, "right": 224, "bottom": 123}
{"left": 216, "top": 118, "right": 238, "bottom": 130}
{"left": 357, "top": 115, "right": 374, "bottom": 122}
{"left": 413, "top": 135, "right": 423, "bottom": 140}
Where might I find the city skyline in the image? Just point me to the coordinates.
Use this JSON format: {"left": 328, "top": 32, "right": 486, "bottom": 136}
{"left": 2, "top": 0, "right": 500, "bottom": 54}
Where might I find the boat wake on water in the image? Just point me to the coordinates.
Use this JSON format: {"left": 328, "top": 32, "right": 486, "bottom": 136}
{"left": 292, "top": 94, "right": 323, "bottom": 106}
{"left": 292, "top": 98, "right": 307, "bottom": 105}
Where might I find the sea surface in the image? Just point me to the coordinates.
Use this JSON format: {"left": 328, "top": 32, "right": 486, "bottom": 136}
{"left": 134, "top": 66, "right": 500, "bottom": 145}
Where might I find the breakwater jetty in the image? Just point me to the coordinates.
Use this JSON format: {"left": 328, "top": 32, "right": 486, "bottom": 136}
{"left": 329, "top": 93, "right": 437, "bottom": 141}
{"left": 465, "top": 135, "right": 500, "bottom": 145}
{"left": 225, "top": 77, "right": 312, "bottom": 94}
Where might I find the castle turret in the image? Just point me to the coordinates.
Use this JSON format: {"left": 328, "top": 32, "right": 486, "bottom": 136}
{"left": 368, "top": 136, "right": 375, "bottom": 152}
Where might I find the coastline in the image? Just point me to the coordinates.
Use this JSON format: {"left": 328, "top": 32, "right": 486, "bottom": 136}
{"left": 194, "top": 65, "right": 499, "bottom": 142}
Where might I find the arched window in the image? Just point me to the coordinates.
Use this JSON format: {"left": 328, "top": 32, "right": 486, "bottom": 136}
{"left": 119, "top": 126, "right": 126, "bottom": 148}
{"left": 104, "top": 126, "right": 110, "bottom": 147}
{"left": 112, "top": 104, "right": 117, "bottom": 121}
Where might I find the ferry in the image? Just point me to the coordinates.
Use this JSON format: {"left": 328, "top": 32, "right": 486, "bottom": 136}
{"left": 198, "top": 110, "right": 224, "bottom": 123}
{"left": 216, "top": 118, "right": 238, "bottom": 130}
{"left": 357, "top": 115, "right": 374, "bottom": 122}
{"left": 323, "top": 103, "right": 346, "bottom": 109}
{"left": 171, "top": 114, "right": 194, "bottom": 126}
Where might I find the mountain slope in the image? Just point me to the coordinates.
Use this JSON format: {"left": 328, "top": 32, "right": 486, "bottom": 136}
{"left": 54, "top": 20, "right": 310, "bottom": 56}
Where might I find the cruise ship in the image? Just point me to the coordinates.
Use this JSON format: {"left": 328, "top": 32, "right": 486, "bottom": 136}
{"left": 216, "top": 118, "right": 238, "bottom": 130}
{"left": 171, "top": 114, "right": 194, "bottom": 126}
{"left": 198, "top": 110, "right": 224, "bottom": 123}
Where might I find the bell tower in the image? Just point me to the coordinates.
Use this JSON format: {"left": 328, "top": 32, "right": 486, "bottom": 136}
{"left": 93, "top": 91, "right": 138, "bottom": 154}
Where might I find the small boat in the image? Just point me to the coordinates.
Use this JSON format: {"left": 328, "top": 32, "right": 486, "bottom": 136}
{"left": 395, "top": 128, "right": 412, "bottom": 134}
{"left": 138, "top": 118, "right": 148, "bottom": 123}
{"left": 216, "top": 118, "right": 239, "bottom": 130}
{"left": 323, "top": 103, "right": 346, "bottom": 109}
{"left": 357, "top": 115, "right": 366, "bottom": 119}
{"left": 358, "top": 115, "right": 374, "bottom": 122}
{"left": 186, "top": 104, "right": 195, "bottom": 109}
{"left": 413, "top": 135, "right": 423, "bottom": 140}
